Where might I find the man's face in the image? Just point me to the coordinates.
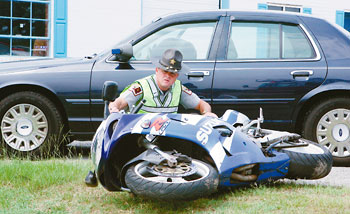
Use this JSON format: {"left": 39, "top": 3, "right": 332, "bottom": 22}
{"left": 155, "top": 67, "right": 179, "bottom": 91}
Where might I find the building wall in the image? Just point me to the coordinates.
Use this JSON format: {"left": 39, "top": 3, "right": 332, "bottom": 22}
{"left": 67, "top": 0, "right": 141, "bottom": 57}
{"left": 230, "top": 0, "right": 350, "bottom": 23}
{"left": 1, "top": 0, "right": 350, "bottom": 62}
{"left": 67, "top": 0, "right": 218, "bottom": 57}
{"left": 142, "top": 0, "right": 219, "bottom": 25}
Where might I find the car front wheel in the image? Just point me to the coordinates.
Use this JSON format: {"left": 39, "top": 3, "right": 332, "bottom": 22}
{"left": 0, "top": 91, "right": 65, "bottom": 155}
{"left": 303, "top": 97, "right": 350, "bottom": 166}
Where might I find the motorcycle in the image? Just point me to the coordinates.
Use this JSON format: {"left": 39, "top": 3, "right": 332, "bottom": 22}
{"left": 85, "top": 81, "right": 333, "bottom": 200}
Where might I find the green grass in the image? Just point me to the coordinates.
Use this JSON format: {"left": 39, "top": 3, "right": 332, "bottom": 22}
{"left": 0, "top": 158, "right": 349, "bottom": 214}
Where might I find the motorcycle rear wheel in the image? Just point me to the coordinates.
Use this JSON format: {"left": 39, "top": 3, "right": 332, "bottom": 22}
{"left": 280, "top": 139, "right": 333, "bottom": 179}
{"left": 125, "top": 159, "right": 218, "bottom": 201}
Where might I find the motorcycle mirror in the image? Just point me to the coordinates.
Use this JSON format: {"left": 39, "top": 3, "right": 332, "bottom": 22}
{"left": 102, "top": 81, "right": 118, "bottom": 102}
{"left": 259, "top": 108, "right": 264, "bottom": 123}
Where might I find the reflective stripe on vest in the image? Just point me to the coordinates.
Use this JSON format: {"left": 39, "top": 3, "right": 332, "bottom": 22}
{"left": 140, "top": 106, "right": 178, "bottom": 113}
{"left": 137, "top": 75, "right": 181, "bottom": 113}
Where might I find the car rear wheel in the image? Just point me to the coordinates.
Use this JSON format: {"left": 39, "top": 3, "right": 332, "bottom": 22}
{"left": 302, "top": 97, "right": 350, "bottom": 166}
{"left": 0, "top": 91, "right": 65, "bottom": 156}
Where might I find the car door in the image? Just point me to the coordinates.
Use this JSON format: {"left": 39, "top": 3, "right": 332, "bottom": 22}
{"left": 90, "top": 15, "right": 225, "bottom": 129}
{"left": 212, "top": 15, "right": 327, "bottom": 131}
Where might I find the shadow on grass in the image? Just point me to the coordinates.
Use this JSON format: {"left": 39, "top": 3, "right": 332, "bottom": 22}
{"left": 104, "top": 192, "right": 230, "bottom": 213}
{"left": 100, "top": 183, "right": 270, "bottom": 213}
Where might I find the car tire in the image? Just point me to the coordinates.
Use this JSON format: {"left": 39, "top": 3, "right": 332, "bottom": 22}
{"left": 302, "top": 97, "right": 350, "bottom": 166}
{"left": 0, "top": 91, "right": 65, "bottom": 156}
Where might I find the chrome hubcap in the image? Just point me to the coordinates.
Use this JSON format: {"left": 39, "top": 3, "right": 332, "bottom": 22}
{"left": 332, "top": 124, "right": 349, "bottom": 142}
{"left": 1, "top": 104, "right": 48, "bottom": 152}
{"left": 16, "top": 118, "right": 33, "bottom": 136}
{"left": 316, "top": 108, "right": 350, "bottom": 158}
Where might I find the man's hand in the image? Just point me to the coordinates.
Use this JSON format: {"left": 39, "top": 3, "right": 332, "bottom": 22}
{"left": 108, "top": 96, "right": 128, "bottom": 113}
{"left": 108, "top": 105, "right": 120, "bottom": 113}
{"left": 196, "top": 100, "right": 218, "bottom": 118}
{"left": 204, "top": 111, "right": 218, "bottom": 118}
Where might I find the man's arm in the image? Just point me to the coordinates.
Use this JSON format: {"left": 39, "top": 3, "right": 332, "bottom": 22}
{"left": 180, "top": 85, "right": 217, "bottom": 117}
{"left": 109, "top": 83, "right": 143, "bottom": 113}
{"left": 195, "top": 100, "right": 218, "bottom": 118}
{"left": 108, "top": 96, "right": 128, "bottom": 113}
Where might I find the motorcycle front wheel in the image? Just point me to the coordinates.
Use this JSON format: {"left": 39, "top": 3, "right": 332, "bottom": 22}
{"left": 125, "top": 159, "right": 218, "bottom": 201}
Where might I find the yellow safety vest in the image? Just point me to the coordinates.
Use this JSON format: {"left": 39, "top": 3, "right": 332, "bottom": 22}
{"left": 135, "top": 75, "right": 181, "bottom": 113}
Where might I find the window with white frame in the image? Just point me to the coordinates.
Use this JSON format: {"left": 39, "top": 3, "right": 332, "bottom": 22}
{"left": 267, "top": 4, "right": 301, "bottom": 13}
{"left": 0, "top": 0, "right": 50, "bottom": 57}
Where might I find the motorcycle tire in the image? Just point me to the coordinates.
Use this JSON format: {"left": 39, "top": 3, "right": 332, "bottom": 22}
{"left": 125, "top": 159, "right": 219, "bottom": 201}
{"left": 279, "top": 139, "right": 333, "bottom": 180}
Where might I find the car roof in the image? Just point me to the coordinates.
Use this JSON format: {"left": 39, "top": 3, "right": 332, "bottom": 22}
{"left": 156, "top": 10, "right": 316, "bottom": 23}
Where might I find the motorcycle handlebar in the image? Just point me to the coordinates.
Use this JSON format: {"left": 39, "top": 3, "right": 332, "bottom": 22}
{"left": 130, "top": 99, "right": 146, "bottom": 114}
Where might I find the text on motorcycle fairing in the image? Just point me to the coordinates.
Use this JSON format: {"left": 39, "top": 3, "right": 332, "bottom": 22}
{"left": 196, "top": 119, "right": 221, "bottom": 145}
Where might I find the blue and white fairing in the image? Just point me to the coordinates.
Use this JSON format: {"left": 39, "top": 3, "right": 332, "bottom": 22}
{"left": 92, "top": 110, "right": 289, "bottom": 190}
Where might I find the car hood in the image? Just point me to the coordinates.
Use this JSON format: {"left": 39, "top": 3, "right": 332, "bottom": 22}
{"left": 0, "top": 57, "right": 94, "bottom": 73}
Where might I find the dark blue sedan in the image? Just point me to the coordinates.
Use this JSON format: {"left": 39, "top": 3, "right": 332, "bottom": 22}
{"left": 1, "top": 10, "right": 350, "bottom": 165}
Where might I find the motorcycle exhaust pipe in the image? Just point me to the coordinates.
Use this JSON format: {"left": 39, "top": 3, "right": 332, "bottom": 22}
{"left": 230, "top": 164, "right": 258, "bottom": 183}
{"left": 233, "top": 164, "right": 256, "bottom": 173}
{"left": 230, "top": 172, "right": 257, "bottom": 182}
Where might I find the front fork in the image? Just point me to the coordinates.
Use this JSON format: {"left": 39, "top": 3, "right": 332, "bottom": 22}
{"left": 138, "top": 134, "right": 178, "bottom": 167}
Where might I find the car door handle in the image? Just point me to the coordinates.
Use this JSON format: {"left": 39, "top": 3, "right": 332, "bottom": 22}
{"left": 185, "top": 71, "right": 210, "bottom": 77}
{"left": 290, "top": 70, "right": 314, "bottom": 77}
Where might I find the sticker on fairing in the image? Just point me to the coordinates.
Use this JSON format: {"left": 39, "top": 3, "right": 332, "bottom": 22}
{"left": 196, "top": 118, "right": 221, "bottom": 145}
{"left": 150, "top": 115, "right": 170, "bottom": 135}
{"left": 150, "top": 117, "right": 168, "bottom": 131}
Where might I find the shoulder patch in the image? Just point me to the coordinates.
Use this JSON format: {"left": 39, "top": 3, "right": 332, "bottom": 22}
{"left": 182, "top": 85, "right": 192, "bottom": 95}
{"left": 129, "top": 83, "right": 143, "bottom": 96}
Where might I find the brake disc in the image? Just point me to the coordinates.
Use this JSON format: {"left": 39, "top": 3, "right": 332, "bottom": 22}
{"left": 146, "top": 162, "right": 197, "bottom": 177}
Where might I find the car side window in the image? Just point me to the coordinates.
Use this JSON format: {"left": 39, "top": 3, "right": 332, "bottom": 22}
{"left": 228, "top": 22, "right": 280, "bottom": 60}
{"left": 227, "top": 22, "right": 315, "bottom": 60}
{"left": 282, "top": 25, "right": 314, "bottom": 58}
{"left": 132, "top": 22, "right": 216, "bottom": 61}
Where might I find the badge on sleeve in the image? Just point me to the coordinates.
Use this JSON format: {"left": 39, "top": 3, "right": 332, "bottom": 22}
{"left": 129, "top": 84, "right": 143, "bottom": 96}
{"left": 182, "top": 85, "right": 192, "bottom": 95}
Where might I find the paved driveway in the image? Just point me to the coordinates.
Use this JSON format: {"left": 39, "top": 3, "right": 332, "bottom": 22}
{"left": 285, "top": 167, "right": 350, "bottom": 187}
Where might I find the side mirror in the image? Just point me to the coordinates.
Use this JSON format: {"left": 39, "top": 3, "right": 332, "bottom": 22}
{"left": 102, "top": 81, "right": 118, "bottom": 118}
{"left": 102, "top": 81, "right": 118, "bottom": 102}
{"left": 111, "top": 43, "right": 133, "bottom": 63}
